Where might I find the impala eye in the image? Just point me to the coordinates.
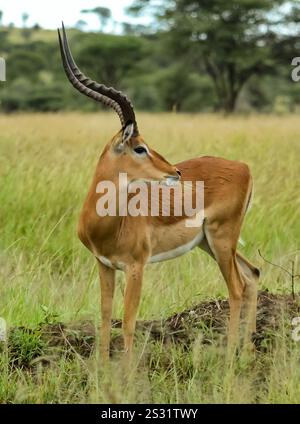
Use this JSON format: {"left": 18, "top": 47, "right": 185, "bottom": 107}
{"left": 134, "top": 146, "right": 147, "bottom": 155}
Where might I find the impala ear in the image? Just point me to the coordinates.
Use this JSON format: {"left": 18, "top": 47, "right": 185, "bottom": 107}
{"left": 122, "top": 122, "right": 135, "bottom": 144}
{"left": 114, "top": 122, "right": 135, "bottom": 153}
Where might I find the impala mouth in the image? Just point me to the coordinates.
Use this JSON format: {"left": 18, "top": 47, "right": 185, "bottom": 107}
{"left": 163, "top": 175, "right": 180, "bottom": 186}
{"left": 128, "top": 176, "right": 180, "bottom": 188}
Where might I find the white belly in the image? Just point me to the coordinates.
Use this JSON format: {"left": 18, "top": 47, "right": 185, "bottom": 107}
{"left": 148, "top": 228, "right": 204, "bottom": 263}
{"left": 96, "top": 228, "right": 204, "bottom": 270}
{"left": 97, "top": 255, "right": 125, "bottom": 270}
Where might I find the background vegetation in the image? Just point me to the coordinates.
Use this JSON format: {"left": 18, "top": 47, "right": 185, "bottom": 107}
{"left": 1, "top": 0, "right": 300, "bottom": 113}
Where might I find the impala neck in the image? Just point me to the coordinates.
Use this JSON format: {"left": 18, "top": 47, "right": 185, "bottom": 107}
{"left": 90, "top": 160, "right": 148, "bottom": 239}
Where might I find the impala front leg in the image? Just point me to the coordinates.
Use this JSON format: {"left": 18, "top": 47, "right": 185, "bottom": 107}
{"left": 123, "top": 262, "right": 144, "bottom": 361}
{"left": 98, "top": 261, "right": 116, "bottom": 363}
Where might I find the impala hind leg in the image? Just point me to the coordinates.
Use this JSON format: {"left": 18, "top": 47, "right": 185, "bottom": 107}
{"left": 200, "top": 237, "right": 259, "bottom": 351}
{"left": 123, "top": 263, "right": 144, "bottom": 363}
{"left": 98, "top": 261, "right": 115, "bottom": 362}
{"left": 204, "top": 227, "right": 245, "bottom": 351}
{"left": 236, "top": 252, "right": 259, "bottom": 346}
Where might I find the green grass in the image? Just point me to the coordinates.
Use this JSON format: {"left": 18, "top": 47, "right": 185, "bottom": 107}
{"left": 1, "top": 26, "right": 79, "bottom": 45}
{"left": 0, "top": 112, "right": 299, "bottom": 403}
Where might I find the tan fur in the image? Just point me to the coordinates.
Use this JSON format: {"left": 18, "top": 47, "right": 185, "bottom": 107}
{"left": 78, "top": 132, "right": 259, "bottom": 362}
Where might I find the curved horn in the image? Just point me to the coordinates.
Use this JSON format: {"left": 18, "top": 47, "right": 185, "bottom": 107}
{"left": 58, "top": 29, "right": 125, "bottom": 125}
{"left": 58, "top": 24, "right": 138, "bottom": 133}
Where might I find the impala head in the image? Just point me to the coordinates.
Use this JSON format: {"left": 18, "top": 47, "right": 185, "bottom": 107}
{"left": 58, "top": 24, "right": 180, "bottom": 186}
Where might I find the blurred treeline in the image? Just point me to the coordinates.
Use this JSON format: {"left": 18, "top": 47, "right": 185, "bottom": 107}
{"left": 1, "top": 0, "right": 300, "bottom": 114}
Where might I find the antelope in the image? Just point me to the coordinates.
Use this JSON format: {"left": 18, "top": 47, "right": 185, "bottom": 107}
{"left": 58, "top": 25, "right": 259, "bottom": 362}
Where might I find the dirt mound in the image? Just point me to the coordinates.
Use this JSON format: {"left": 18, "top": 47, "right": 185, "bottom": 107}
{"left": 6, "top": 291, "right": 300, "bottom": 368}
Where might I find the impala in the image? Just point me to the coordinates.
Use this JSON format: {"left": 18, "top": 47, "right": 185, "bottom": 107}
{"left": 58, "top": 25, "right": 259, "bottom": 362}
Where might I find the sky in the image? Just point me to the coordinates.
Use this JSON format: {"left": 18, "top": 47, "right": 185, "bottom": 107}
{"left": 0, "top": 0, "right": 150, "bottom": 32}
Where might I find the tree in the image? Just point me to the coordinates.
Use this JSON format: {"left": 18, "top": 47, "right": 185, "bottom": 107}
{"left": 129, "top": 0, "right": 300, "bottom": 113}
{"left": 75, "top": 19, "right": 88, "bottom": 31}
{"left": 7, "top": 49, "right": 46, "bottom": 81}
{"left": 21, "top": 12, "right": 31, "bottom": 40}
{"left": 74, "top": 33, "right": 144, "bottom": 88}
{"left": 122, "top": 22, "right": 149, "bottom": 35}
{"left": 21, "top": 12, "right": 29, "bottom": 28}
{"left": 81, "top": 7, "right": 112, "bottom": 32}
{"left": 156, "top": 64, "right": 200, "bottom": 111}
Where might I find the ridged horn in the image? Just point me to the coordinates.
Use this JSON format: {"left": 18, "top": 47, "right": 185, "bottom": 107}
{"left": 58, "top": 23, "right": 138, "bottom": 134}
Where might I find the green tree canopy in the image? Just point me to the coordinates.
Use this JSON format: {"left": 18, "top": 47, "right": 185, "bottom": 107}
{"left": 81, "top": 7, "right": 112, "bottom": 32}
{"left": 129, "top": 0, "right": 300, "bottom": 112}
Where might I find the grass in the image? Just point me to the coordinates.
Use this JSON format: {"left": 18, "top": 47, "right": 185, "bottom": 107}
{"left": 1, "top": 26, "right": 79, "bottom": 45}
{"left": 0, "top": 112, "right": 299, "bottom": 403}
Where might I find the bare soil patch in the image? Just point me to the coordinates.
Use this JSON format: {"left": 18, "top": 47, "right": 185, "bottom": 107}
{"left": 6, "top": 291, "right": 300, "bottom": 368}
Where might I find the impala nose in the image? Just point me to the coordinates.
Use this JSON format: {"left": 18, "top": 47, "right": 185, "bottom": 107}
{"left": 176, "top": 169, "right": 181, "bottom": 177}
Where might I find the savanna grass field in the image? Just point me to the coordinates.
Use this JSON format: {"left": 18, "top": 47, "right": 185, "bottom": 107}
{"left": 0, "top": 112, "right": 300, "bottom": 403}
